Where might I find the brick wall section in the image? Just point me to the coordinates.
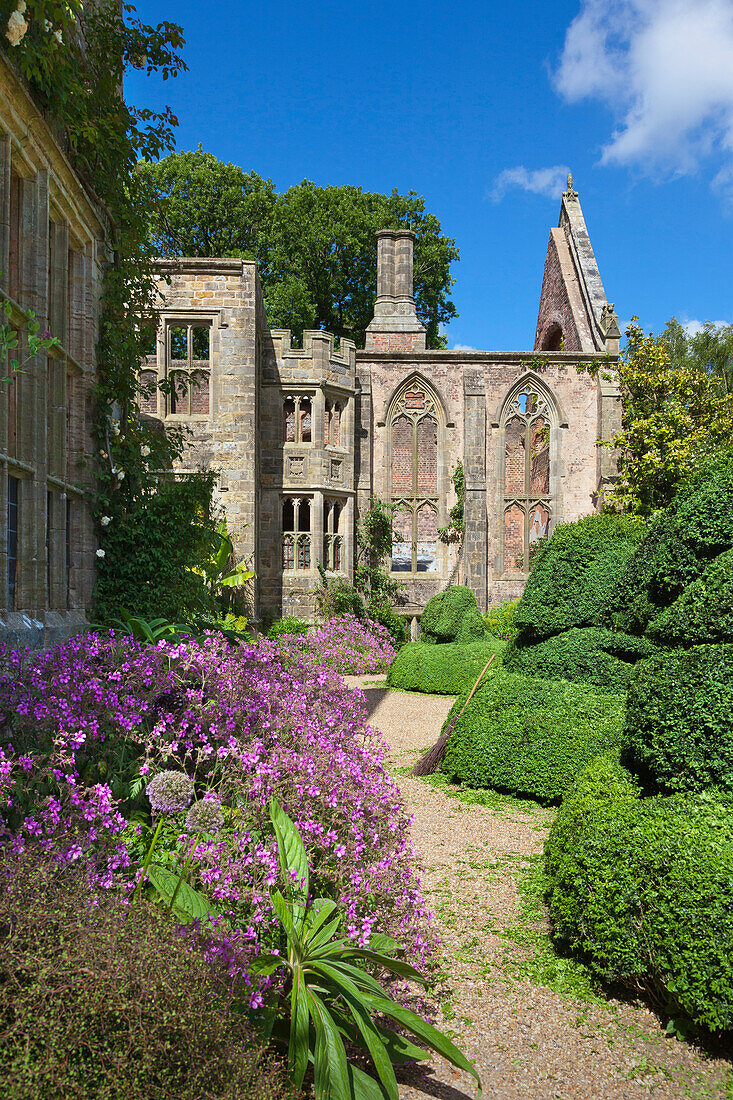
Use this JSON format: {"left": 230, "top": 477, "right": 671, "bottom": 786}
{"left": 534, "top": 230, "right": 584, "bottom": 352}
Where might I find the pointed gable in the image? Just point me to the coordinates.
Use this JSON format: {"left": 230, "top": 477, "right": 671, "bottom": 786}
{"left": 534, "top": 175, "right": 619, "bottom": 355}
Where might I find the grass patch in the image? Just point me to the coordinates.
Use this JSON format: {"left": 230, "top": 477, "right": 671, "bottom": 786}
{"left": 415, "top": 770, "right": 545, "bottom": 815}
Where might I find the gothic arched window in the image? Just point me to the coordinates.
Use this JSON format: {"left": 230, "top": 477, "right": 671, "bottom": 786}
{"left": 282, "top": 497, "right": 311, "bottom": 571}
{"left": 502, "top": 383, "right": 553, "bottom": 573}
{"left": 389, "top": 381, "right": 440, "bottom": 573}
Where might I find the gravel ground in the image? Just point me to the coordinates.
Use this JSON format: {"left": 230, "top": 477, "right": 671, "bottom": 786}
{"left": 344, "top": 676, "right": 733, "bottom": 1100}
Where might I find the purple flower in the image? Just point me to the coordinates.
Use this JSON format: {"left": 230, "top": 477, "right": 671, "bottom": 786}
{"left": 146, "top": 770, "right": 194, "bottom": 814}
{"left": 186, "top": 799, "right": 224, "bottom": 834}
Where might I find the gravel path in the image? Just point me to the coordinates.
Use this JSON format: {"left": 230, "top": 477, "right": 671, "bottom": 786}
{"left": 345, "top": 677, "right": 733, "bottom": 1100}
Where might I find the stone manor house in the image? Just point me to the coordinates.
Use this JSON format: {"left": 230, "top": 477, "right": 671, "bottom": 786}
{"left": 146, "top": 176, "right": 622, "bottom": 626}
{"left": 0, "top": 27, "right": 621, "bottom": 642}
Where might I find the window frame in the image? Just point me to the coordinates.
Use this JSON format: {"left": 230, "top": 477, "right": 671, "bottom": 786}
{"left": 282, "top": 495, "right": 313, "bottom": 573}
{"left": 387, "top": 380, "right": 442, "bottom": 575}
{"left": 500, "top": 380, "right": 556, "bottom": 575}
{"left": 164, "top": 320, "right": 212, "bottom": 419}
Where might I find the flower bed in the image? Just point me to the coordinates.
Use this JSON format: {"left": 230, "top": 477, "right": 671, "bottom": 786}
{"left": 0, "top": 632, "right": 430, "bottom": 1008}
{"left": 276, "top": 614, "right": 397, "bottom": 675}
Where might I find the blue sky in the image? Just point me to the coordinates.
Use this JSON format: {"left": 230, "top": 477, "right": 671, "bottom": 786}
{"left": 126, "top": 0, "right": 733, "bottom": 350}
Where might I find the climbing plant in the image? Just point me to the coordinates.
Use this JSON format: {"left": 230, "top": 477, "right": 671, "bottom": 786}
{"left": 0, "top": 1, "right": 213, "bottom": 619}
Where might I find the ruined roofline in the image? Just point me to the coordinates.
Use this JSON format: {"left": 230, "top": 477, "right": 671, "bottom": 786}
{"left": 268, "top": 328, "right": 356, "bottom": 367}
{"left": 154, "top": 257, "right": 253, "bottom": 275}
{"left": 356, "top": 347, "right": 617, "bottom": 363}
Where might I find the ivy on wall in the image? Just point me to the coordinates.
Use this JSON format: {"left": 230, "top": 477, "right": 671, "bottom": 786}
{"left": 1, "top": 1, "right": 219, "bottom": 618}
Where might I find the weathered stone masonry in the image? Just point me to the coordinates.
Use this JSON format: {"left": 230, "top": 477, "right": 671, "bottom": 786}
{"left": 150, "top": 177, "right": 622, "bottom": 624}
{"left": 0, "top": 53, "right": 106, "bottom": 648}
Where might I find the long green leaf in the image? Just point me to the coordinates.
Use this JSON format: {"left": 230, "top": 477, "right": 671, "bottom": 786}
{"left": 341, "top": 948, "right": 427, "bottom": 985}
{"left": 315, "top": 961, "right": 398, "bottom": 1100}
{"left": 270, "top": 889, "right": 299, "bottom": 948}
{"left": 347, "top": 1062, "right": 391, "bottom": 1100}
{"left": 247, "top": 952, "right": 284, "bottom": 976}
{"left": 146, "top": 864, "right": 215, "bottom": 923}
{"left": 307, "top": 988, "right": 351, "bottom": 1100}
{"left": 289, "top": 966, "right": 310, "bottom": 1088}
{"left": 306, "top": 913, "right": 344, "bottom": 953}
{"left": 303, "top": 897, "right": 338, "bottom": 944}
{"left": 270, "top": 798, "right": 309, "bottom": 928}
{"left": 364, "top": 994, "right": 481, "bottom": 1098}
{"left": 311, "top": 958, "right": 388, "bottom": 1000}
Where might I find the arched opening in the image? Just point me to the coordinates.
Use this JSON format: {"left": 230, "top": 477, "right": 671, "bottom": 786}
{"left": 541, "top": 324, "right": 563, "bottom": 352}
{"left": 387, "top": 378, "right": 442, "bottom": 573}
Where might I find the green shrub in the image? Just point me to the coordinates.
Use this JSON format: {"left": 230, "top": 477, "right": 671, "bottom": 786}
{"left": 545, "top": 756, "right": 733, "bottom": 1033}
{"left": 505, "top": 628, "right": 657, "bottom": 690}
{"left": 267, "top": 616, "right": 310, "bottom": 640}
{"left": 646, "top": 548, "right": 733, "bottom": 646}
{"left": 94, "top": 475, "right": 217, "bottom": 623}
{"left": 617, "top": 451, "right": 733, "bottom": 632}
{"left": 315, "top": 575, "right": 365, "bottom": 620}
{"left": 442, "top": 671, "right": 625, "bottom": 801}
{"left": 0, "top": 853, "right": 295, "bottom": 1100}
{"left": 623, "top": 644, "right": 733, "bottom": 794}
{"left": 420, "top": 585, "right": 486, "bottom": 644}
{"left": 513, "top": 514, "right": 647, "bottom": 641}
{"left": 366, "top": 594, "right": 409, "bottom": 646}
{"left": 387, "top": 638, "right": 504, "bottom": 695}
{"left": 484, "top": 598, "right": 519, "bottom": 641}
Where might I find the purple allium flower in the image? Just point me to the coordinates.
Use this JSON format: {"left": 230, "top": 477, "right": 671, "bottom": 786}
{"left": 186, "top": 799, "right": 224, "bottom": 835}
{"left": 146, "top": 770, "right": 193, "bottom": 814}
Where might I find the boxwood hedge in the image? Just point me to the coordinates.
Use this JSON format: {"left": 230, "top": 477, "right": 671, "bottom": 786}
{"left": 387, "top": 638, "right": 504, "bottom": 695}
{"left": 442, "top": 671, "right": 625, "bottom": 801}
{"left": 646, "top": 548, "right": 733, "bottom": 647}
{"left": 504, "top": 627, "right": 656, "bottom": 690}
{"left": 545, "top": 755, "right": 733, "bottom": 1033}
{"left": 420, "top": 585, "right": 486, "bottom": 644}
{"left": 617, "top": 451, "right": 733, "bottom": 633}
{"left": 513, "top": 514, "right": 647, "bottom": 641}
{"left": 623, "top": 644, "right": 733, "bottom": 794}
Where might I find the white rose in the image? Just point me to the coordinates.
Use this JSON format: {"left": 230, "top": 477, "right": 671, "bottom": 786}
{"left": 96, "top": 548, "right": 106, "bottom": 559}
{"left": 44, "top": 18, "right": 51, "bottom": 31}
{"left": 140, "top": 444, "right": 151, "bottom": 457}
{"left": 100, "top": 515, "right": 111, "bottom": 527}
{"left": 54, "top": 29, "right": 62, "bottom": 44}
{"left": 6, "top": 10, "right": 28, "bottom": 45}
{"left": 117, "top": 470, "right": 125, "bottom": 480}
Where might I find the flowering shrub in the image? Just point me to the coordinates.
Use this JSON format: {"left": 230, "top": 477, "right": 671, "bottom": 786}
{"left": 276, "top": 614, "right": 396, "bottom": 675}
{"left": 0, "top": 631, "right": 430, "bottom": 1008}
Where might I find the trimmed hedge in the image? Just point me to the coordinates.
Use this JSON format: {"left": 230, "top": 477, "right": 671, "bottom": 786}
{"left": 442, "top": 671, "right": 625, "bottom": 801}
{"left": 545, "top": 755, "right": 733, "bottom": 1033}
{"left": 623, "top": 644, "right": 733, "bottom": 794}
{"left": 484, "top": 598, "right": 519, "bottom": 642}
{"left": 387, "top": 638, "right": 504, "bottom": 695}
{"left": 646, "top": 548, "right": 733, "bottom": 646}
{"left": 514, "top": 514, "right": 647, "bottom": 641}
{"left": 504, "top": 628, "right": 657, "bottom": 690}
{"left": 420, "top": 586, "right": 486, "bottom": 644}
{"left": 617, "top": 452, "right": 733, "bottom": 632}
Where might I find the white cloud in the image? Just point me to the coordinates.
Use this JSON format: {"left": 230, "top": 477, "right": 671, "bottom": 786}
{"left": 490, "top": 165, "right": 571, "bottom": 203}
{"left": 554, "top": 0, "right": 733, "bottom": 197}
{"left": 451, "top": 343, "right": 478, "bottom": 351}
{"left": 682, "top": 317, "right": 731, "bottom": 336}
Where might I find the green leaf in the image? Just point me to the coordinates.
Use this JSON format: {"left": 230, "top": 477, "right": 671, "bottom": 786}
{"left": 303, "top": 897, "right": 339, "bottom": 944}
{"left": 307, "top": 988, "right": 352, "bottom": 1100}
{"left": 146, "top": 863, "right": 215, "bottom": 923}
{"left": 247, "top": 952, "right": 284, "bottom": 976}
{"left": 270, "top": 798, "right": 309, "bottom": 927}
{"left": 346, "top": 1063, "right": 391, "bottom": 1100}
{"left": 270, "top": 888, "right": 299, "bottom": 948}
{"left": 341, "top": 948, "right": 427, "bottom": 985}
{"left": 364, "top": 994, "right": 481, "bottom": 1098}
{"left": 375, "top": 1026, "right": 431, "bottom": 1065}
{"left": 289, "top": 966, "right": 311, "bottom": 1087}
{"left": 312, "top": 958, "right": 387, "bottom": 1000}
{"left": 307, "top": 914, "right": 346, "bottom": 953}
{"left": 315, "top": 961, "right": 398, "bottom": 1100}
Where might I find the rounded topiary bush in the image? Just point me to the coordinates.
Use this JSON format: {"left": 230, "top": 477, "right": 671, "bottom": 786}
{"left": 442, "top": 671, "right": 625, "bottom": 801}
{"left": 420, "top": 585, "right": 486, "bottom": 644}
{"left": 646, "top": 548, "right": 733, "bottom": 647}
{"left": 505, "top": 627, "right": 657, "bottom": 690}
{"left": 513, "top": 514, "right": 647, "bottom": 641}
{"left": 623, "top": 644, "right": 733, "bottom": 794}
{"left": 0, "top": 853, "right": 295, "bottom": 1100}
{"left": 545, "top": 755, "right": 733, "bottom": 1034}
{"left": 387, "top": 638, "right": 504, "bottom": 695}
{"left": 617, "top": 451, "right": 733, "bottom": 633}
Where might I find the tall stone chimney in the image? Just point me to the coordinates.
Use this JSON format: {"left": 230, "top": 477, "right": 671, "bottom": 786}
{"left": 365, "top": 229, "right": 426, "bottom": 352}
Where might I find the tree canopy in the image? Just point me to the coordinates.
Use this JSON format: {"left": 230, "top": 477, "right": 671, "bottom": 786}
{"left": 139, "top": 148, "right": 459, "bottom": 348}
{"left": 597, "top": 318, "right": 733, "bottom": 514}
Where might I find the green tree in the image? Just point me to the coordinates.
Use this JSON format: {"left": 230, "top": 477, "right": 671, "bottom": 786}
{"left": 597, "top": 319, "right": 733, "bottom": 514}
{"left": 663, "top": 316, "right": 733, "bottom": 396}
{"left": 137, "top": 146, "right": 276, "bottom": 259}
{"left": 139, "top": 152, "right": 459, "bottom": 349}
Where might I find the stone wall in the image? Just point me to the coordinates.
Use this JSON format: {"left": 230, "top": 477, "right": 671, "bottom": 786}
{"left": 0, "top": 54, "right": 105, "bottom": 648}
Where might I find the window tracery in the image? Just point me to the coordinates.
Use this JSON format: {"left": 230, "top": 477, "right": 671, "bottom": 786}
{"left": 389, "top": 381, "right": 440, "bottom": 573}
{"left": 283, "top": 395, "right": 312, "bottom": 444}
{"left": 282, "top": 497, "right": 311, "bottom": 571}
{"left": 166, "top": 323, "right": 211, "bottom": 416}
{"left": 502, "top": 384, "right": 553, "bottom": 573}
{"left": 323, "top": 498, "right": 343, "bottom": 572}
